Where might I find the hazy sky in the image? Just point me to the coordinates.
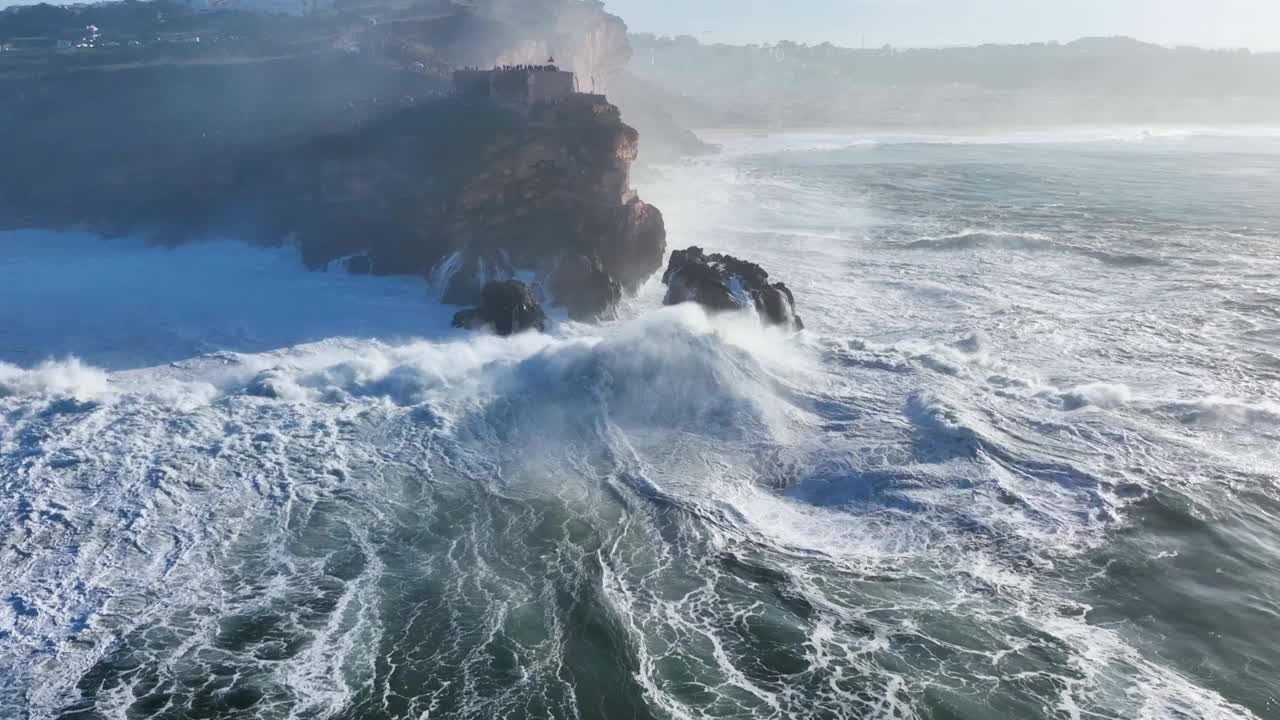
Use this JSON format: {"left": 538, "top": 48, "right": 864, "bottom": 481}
{"left": 606, "top": 0, "right": 1280, "bottom": 50}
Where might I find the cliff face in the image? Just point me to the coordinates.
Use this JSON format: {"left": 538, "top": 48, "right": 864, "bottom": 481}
{"left": 275, "top": 97, "right": 665, "bottom": 310}
{"left": 0, "top": 0, "right": 666, "bottom": 317}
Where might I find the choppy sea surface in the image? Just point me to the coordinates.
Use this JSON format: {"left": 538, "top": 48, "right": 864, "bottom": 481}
{"left": 2, "top": 128, "right": 1279, "bottom": 719}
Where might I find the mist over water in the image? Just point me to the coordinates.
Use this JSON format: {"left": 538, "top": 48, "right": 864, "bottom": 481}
{"left": 3, "top": 128, "right": 1280, "bottom": 719}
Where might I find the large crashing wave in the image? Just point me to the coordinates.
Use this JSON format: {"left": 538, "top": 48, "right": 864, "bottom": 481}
{"left": 1, "top": 192, "right": 1272, "bottom": 720}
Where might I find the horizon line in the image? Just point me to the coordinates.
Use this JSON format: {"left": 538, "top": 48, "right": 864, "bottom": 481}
{"left": 626, "top": 31, "right": 1280, "bottom": 54}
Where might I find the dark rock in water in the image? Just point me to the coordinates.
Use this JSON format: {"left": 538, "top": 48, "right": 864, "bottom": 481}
{"left": 550, "top": 254, "right": 623, "bottom": 321}
{"left": 663, "top": 255, "right": 740, "bottom": 312}
{"left": 756, "top": 284, "right": 804, "bottom": 330}
{"left": 452, "top": 281, "right": 547, "bottom": 336}
{"left": 662, "top": 247, "right": 804, "bottom": 330}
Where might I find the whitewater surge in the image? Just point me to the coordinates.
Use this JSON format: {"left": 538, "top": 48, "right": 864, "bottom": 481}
{"left": 4, "top": 129, "right": 1280, "bottom": 719}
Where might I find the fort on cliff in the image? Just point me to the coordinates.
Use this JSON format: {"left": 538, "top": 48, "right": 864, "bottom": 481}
{"left": 453, "top": 64, "right": 605, "bottom": 114}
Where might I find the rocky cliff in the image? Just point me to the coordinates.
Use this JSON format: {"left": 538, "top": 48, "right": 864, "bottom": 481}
{"left": 273, "top": 96, "right": 666, "bottom": 314}
{"left": 0, "top": 0, "right": 667, "bottom": 318}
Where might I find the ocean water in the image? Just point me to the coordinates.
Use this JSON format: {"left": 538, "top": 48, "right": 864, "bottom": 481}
{"left": 2, "top": 128, "right": 1279, "bottom": 719}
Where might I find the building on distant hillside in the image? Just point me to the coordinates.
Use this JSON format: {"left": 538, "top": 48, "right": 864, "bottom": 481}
{"left": 453, "top": 65, "right": 577, "bottom": 113}
{"left": 181, "top": 0, "right": 335, "bottom": 16}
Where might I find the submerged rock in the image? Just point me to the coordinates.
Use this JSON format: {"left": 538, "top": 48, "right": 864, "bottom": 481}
{"left": 662, "top": 247, "right": 804, "bottom": 330}
{"left": 452, "top": 280, "right": 547, "bottom": 336}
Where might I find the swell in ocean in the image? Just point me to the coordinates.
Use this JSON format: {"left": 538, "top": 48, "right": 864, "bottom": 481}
{"left": 3, "top": 128, "right": 1280, "bottom": 719}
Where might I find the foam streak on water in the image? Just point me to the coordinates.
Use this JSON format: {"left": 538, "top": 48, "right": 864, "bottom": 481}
{"left": 3, "top": 129, "right": 1280, "bottom": 719}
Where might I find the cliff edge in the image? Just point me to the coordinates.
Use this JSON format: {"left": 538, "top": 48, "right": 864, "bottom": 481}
{"left": 0, "top": 0, "right": 668, "bottom": 319}
{"left": 278, "top": 93, "right": 666, "bottom": 316}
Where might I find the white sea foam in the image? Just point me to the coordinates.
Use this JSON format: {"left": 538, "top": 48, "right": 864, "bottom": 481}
{"left": 1161, "top": 395, "right": 1280, "bottom": 428}
{"left": 702, "top": 125, "right": 1280, "bottom": 157}
{"left": 906, "top": 229, "right": 1058, "bottom": 252}
{"left": 4, "top": 127, "right": 1279, "bottom": 719}
{"left": 0, "top": 358, "right": 110, "bottom": 400}
{"left": 1058, "top": 382, "right": 1134, "bottom": 410}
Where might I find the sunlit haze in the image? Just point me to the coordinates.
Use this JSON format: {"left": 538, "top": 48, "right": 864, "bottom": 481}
{"left": 3, "top": 0, "right": 1280, "bottom": 717}
{"left": 607, "top": 0, "right": 1280, "bottom": 50}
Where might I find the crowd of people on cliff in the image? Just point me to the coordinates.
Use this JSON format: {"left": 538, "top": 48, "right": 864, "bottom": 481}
{"left": 459, "top": 58, "right": 561, "bottom": 73}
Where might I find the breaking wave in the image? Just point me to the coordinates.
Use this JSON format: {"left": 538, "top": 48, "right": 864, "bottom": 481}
{"left": 5, "top": 126, "right": 1280, "bottom": 720}
{"left": 904, "top": 230, "right": 1057, "bottom": 252}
